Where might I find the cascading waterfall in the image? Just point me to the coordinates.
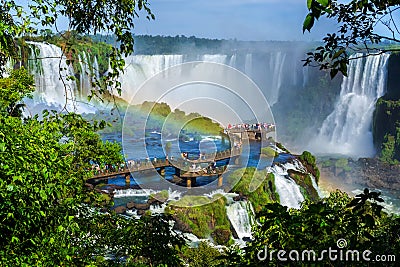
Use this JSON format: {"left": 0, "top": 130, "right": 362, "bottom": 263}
{"left": 28, "top": 42, "right": 77, "bottom": 109}
{"left": 93, "top": 56, "right": 100, "bottom": 80}
{"left": 268, "top": 161, "right": 305, "bottom": 209}
{"left": 229, "top": 54, "right": 237, "bottom": 68}
{"left": 201, "top": 54, "right": 227, "bottom": 64}
{"left": 268, "top": 52, "right": 286, "bottom": 106}
{"left": 118, "top": 55, "right": 184, "bottom": 102}
{"left": 25, "top": 42, "right": 96, "bottom": 114}
{"left": 226, "top": 201, "right": 255, "bottom": 240}
{"left": 244, "top": 54, "right": 253, "bottom": 77}
{"left": 312, "top": 53, "right": 390, "bottom": 157}
{"left": 78, "top": 51, "right": 91, "bottom": 98}
{"left": 24, "top": 42, "right": 309, "bottom": 116}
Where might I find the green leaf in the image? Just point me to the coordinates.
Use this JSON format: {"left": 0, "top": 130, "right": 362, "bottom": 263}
{"left": 316, "top": 0, "right": 328, "bottom": 7}
{"left": 0, "top": 142, "right": 6, "bottom": 152}
{"left": 332, "top": 49, "right": 345, "bottom": 60}
{"left": 303, "top": 14, "right": 315, "bottom": 33}
{"left": 330, "top": 68, "right": 339, "bottom": 79}
{"left": 307, "top": 0, "right": 312, "bottom": 9}
{"left": 39, "top": 189, "right": 48, "bottom": 200}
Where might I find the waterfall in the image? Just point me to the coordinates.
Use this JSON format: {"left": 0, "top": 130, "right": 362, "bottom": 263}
{"left": 268, "top": 161, "right": 305, "bottom": 209}
{"left": 268, "top": 52, "right": 286, "bottom": 106}
{"left": 229, "top": 54, "right": 237, "bottom": 68}
{"left": 27, "top": 42, "right": 77, "bottom": 109}
{"left": 23, "top": 42, "right": 307, "bottom": 115}
{"left": 93, "top": 56, "right": 100, "bottom": 80}
{"left": 25, "top": 42, "right": 96, "bottom": 114}
{"left": 312, "top": 53, "right": 390, "bottom": 157}
{"left": 78, "top": 51, "right": 91, "bottom": 98}
{"left": 201, "top": 54, "right": 227, "bottom": 64}
{"left": 244, "top": 53, "right": 252, "bottom": 77}
{"left": 119, "top": 55, "right": 184, "bottom": 102}
{"left": 226, "top": 201, "right": 255, "bottom": 240}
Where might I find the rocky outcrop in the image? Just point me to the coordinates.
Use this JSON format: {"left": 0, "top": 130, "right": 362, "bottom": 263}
{"left": 319, "top": 157, "right": 400, "bottom": 191}
{"left": 287, "top": 169, "right": 319, "bottom": 202}
{"left": 114, "top": 206, "right": 127, "bottom": 214}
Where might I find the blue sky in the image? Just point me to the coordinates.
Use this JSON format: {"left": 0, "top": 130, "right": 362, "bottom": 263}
{"left": 133, "top": 0, "right": 337, "bottom": 41}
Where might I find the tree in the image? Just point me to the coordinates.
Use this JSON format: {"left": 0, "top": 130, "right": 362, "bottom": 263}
{"left": 223, "top": 190, "right": 400, "bottom": 266}
{"left": 303, "top": 0, "right": 400, "bottom": 78}
{"left": 0, "top": 4, "right": 189, "bottom": 263}
{"left": 0, "top": 69, "right": 185, "bottom": 265}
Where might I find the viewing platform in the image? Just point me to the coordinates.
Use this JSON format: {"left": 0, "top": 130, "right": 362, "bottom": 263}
{"left": 89, "top": 122, "right": 275, "bottom": 188}
{"left": 88, "top": 147, "right": 241, "bottom": 188}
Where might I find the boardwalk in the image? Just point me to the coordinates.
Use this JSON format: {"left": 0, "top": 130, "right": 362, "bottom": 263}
{"left": 89, "top": 124, "right": 275, "bottom": 187}
{"left": 88, "top": 147, "right": 242, "bottom": 187}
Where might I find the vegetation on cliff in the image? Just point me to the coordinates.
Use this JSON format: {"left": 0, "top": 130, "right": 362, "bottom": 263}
{"left": 225, "top": 189, "right": 400, "bottom": 266}
{"left": 85, "top": 101, "right": 223, "bottom": 137}
{"left": 298, "top": 151, "right": 320, "bottom": 183}
{"left": 0, "top": 69, "right": 187, "bottom": 265}
{"left": 227, "top": 168, "right": 279, "bottom": 213}
{"left": 165, "top": 195, "right": 232, "bottom": 245}
{"left": 374, "top": 97, "right": 400, "bottom": 164}
{"left": 273, "top": 71, "right": 342, "bottom": 144}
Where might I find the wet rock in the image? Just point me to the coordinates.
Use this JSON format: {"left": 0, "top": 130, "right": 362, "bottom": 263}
{"left": 85, "top": 183, "right": 94, "bottom": 190}
{"left": 212, "top": 228, "right": 231, "bottom": 245}
{"left": 137, "top": 209, "right": 147, "bottom": 216}
{"left": 114, "top": 206, "right": 126, "bottom": 214}
{"left": 172, "top": 216, "right": 192, "bottom": 233}
{"left": 126, "top": 201, "right": 135, "bottom": 209}
{"left": 134, "top": 203, "right": 150, "bottom": 210}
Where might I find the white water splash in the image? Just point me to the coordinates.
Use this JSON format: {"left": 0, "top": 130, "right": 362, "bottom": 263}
{"left": 226, "top": 201, "right": 255, "bottom": 240}
{"left": 268, "top": 161, "right": 305, "bottom": 209}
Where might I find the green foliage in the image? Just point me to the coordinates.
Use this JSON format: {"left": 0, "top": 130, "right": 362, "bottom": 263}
{"left": 333, "top": 158, "right": 352, "bottom": 172}
{"left": 0, "top": 72, "right": 187, "bottom": 265}
{"left": 1, "top": 0, "right": 154, "bottom": 96}
{"left": 224, "top": 189, "right": 400, "bottom": 266}
{"left": 260, "top": 147, "right": 278, "bottom": 158}
{"left": 166, "top": 195, "right": 232, "bottom": 245}
{"left": 181, "top": 241, "right": 226, "bottom": 267}
{"left": 303, "top": 0, "right": 400, "bottom": 78}
{"left": 98, "top": 101, "right": 223, "bottom": 136}
{"left": 0, "top": 68, "right": 34, "bottom": 117}
{"left": 373, "top": 96, "right": 400, "bottom": 163}
{"left": 322, "top": 159, "right": 333, "bottom": 167}
{"left": 228, "top": 168, "right": 279, "bottom": 212}
{"left": 299, "top": 150, "right": 320, "bottom": 182}
{"left": 380, "top": 134, "right": 399, "bottom": 164}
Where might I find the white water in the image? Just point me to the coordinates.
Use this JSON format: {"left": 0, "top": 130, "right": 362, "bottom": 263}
{"left": 201, "top": 54, "right": 227, "bottom": 64}
{"left": 244, "top": 54, "right": 252, "bottom": 77}
{"left": 26, "top": 42, "right": 96, "bottom": 114}
{"left": 268, "top": 161, "right": 305, "bottom": 209}
{"left": 118, "top": 54, "right": 184, "bottom": 102}
{"left": 226, "top": 201, "right": 255, "bottom": 240}
{"left": 22, "top": 42, "right": 311, "bottom": 116}
{"left": 78, "top": 51, "right": 91, "bottom": 98}
{"left": 268, "top": 52, "right": 286, "bottom": 106}
{"left": 312, "top": 53, "right": 390, "bottom": 157}
{"left": 28, "top": 42, "right": 76, "bottom": 109}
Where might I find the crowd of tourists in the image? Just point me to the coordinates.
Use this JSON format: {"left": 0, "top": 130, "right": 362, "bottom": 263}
{"left": 226, "top": 122, "right": 275, "bottom": 131}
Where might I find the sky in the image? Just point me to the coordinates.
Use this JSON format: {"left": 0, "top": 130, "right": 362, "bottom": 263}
{"left": 133, "top": 0, "right": 337, "bottom": 41}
